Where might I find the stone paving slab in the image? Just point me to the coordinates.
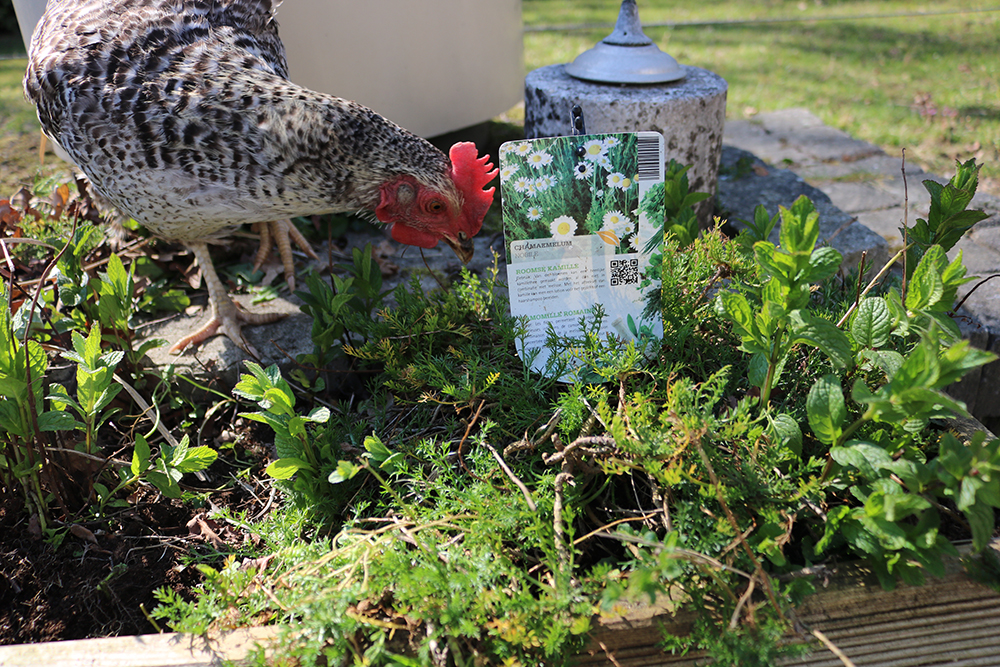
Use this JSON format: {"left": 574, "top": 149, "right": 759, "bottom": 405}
{"left": 722, "top": 107, "right": 883, "bottom": 167}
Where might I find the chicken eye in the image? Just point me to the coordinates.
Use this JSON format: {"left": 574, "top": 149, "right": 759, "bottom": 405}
{"left": 427, "top": 199, "right": 445, "bottom": 214}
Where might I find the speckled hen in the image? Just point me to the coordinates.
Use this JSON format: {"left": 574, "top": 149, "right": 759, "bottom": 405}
{"left": 24, "top": 0, "right": 496, "bottom": 354}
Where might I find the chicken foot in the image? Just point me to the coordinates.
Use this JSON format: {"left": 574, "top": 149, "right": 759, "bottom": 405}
{"left": 252, "top": 218, "right": 319, "bottom": 291}
{"left": 169, "top": 242, "right": 283, "bottom": 356}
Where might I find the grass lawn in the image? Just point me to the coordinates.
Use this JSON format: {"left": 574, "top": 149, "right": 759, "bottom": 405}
{"left": 0, "top": 1, "right": 997, "bottom": 194}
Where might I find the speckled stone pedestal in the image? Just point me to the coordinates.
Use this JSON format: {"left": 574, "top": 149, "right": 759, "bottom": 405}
{"left": 525, "top": 64, "right": 727, "bottom": 224}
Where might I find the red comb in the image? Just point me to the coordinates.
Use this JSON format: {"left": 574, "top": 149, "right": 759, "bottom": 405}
{"left": 450, "top": 142, "right": 497, "bottom": 234}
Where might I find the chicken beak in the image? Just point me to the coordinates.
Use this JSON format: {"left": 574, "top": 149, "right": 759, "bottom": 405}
{"left": 444, "top": 233, "right": 475, "bottom": 264}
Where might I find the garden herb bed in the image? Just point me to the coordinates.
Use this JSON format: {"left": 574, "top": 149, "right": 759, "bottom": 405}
{"left": 1, "top": 158, "right": 999, "bottom": 664}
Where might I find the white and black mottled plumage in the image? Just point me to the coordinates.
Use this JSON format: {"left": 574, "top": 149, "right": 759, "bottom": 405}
{"left": 25, "top": 0, "right": 496, "bottom": 353}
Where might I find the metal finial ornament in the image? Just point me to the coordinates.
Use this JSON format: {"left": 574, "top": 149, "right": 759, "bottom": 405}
{"left": 565, "top": 0, "right": 685, "bottom": 85}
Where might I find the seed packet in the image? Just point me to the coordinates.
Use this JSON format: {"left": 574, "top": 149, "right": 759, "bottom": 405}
{"left": 500, "top": 132, "right": 665, "bottom": 377}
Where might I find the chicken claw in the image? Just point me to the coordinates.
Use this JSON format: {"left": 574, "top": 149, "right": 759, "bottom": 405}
{"left": 252, "top": 219, "right": 320, "bottom": 291}
{"left": 169, "top": 242, "right": 283, "bottom": 357}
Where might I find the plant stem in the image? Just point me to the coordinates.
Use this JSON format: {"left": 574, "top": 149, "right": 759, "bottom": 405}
{"left": 835, "top": 245, "right": 910, "bottom": 329}
{"left": 820, "top": 411, "right": 872, "bottom": 482}
{"left": 759, "top": 329, "right": 785, "bottom": 408}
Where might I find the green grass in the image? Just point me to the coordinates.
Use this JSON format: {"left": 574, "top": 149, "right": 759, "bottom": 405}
{"left": 524, "top": 0, "right": 1000, "bottom": 192}
{"left": 0, "top": 58, "right": 33, "bottom": 130}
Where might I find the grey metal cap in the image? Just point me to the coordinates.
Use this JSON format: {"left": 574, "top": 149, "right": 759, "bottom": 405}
{"left": 565, "top": 1, "right": 685, "bottom": 84}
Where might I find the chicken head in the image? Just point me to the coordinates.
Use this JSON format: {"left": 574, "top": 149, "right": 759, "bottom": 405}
{"left": 376, "top": 141, "right": 497, "bottom": 263}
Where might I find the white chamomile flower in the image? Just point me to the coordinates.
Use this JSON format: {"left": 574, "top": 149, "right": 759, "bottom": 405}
{"left": 541, "top": 173, "right": 558, "bottom": 188}
{"left": 525, "top": 181, "right": 538, "bottom": 197}
{"left": 629, "top": 235, "right": 641, "bottom": 251}
{"left": 550, "top": 215, "right": 577, "bottom": 238}
{"left": 574, "top": 161, "right": 593, "bottom": 180}
{"left": 606, "top": 172, "right": 626, "bottom": 189}
{"left": 582, "top": 139, "right": 607, "bottom": 161}
{"left": 499, "top": 164, "right": 519, "bottom": 182}
{"left": 533, "top": 176, "right": 550, "bottom": 192}
{"left": 596, "top": 154, "right": 612, "bottom": 170}
{"left": 622, "top": 219, "right": 636, "bottom": 235}
{"left": 527, "top": 150, "right": 554, "bottom": 169}
{"left": 526, "top": 206, "right": 543, "bottom": 221}
{"left": 603, "top": 210, "right": 628, "bottom": 229}
{"left": 602, "top": 136, "right": 621, "bottom": 149}
{"left": 513, "top": 142, "right": 533, "bottom": 156}
{"left": 512, "top": 176, "right": 532, "bottom": 193}
{"left": 621, "top": 176, "right": 633, "bottom": 190}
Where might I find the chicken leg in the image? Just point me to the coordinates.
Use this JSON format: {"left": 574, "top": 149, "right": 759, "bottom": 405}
{"left": 252, "top": 218, "right": 320, "bottom": 291}
{"left": 169, "top": 242, "right": 283, "bottom": 356}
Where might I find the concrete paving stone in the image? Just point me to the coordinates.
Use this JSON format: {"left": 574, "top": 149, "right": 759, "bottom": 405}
{"left": 812, "top": 180, "right": 904, "bottom": 215}
{"left": 716, "top": 146, "right": 889, "bottom": 273}
{"left": 972, "top": 191, "right": 1000, "bottom": 215}
{"left": 813, "top": 171, "right": 938, "bottom": 213}
{"left": 951, "top": 235, "right": 1000, "bottom": 277}
{"left": 973, "top": 337, "right": 1000, "bottom": 421}
{"left": 792, "top": 153, "right": 916, "bottom": 181}
{"left": 853, "top": 208, "right": 906, "bottom": 252}
{"left": 142, "top": 292, "right": 314, "bottom": 388}
{"left": 724, "top": 108, "right": 882, "bottom": 167}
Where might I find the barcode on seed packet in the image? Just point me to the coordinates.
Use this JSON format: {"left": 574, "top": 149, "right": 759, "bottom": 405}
{"left": 636, "top": 134, "right": 662, "bottom": 182}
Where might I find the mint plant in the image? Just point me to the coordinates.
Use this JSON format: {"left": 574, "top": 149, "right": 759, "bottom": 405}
{"left": 90, "top": 253, "right": 166, "bottom": 371}
{"left": 716, "top": 195, "right": 851, "bottom": 407}
{"left": 295, "top": 243, "right": 388, "bottom": 380}
{"left": 0, "top": 279, "right": 54, "bottom": 529}
{"left": 47, "top": 323, "right": 124, "bottom": 455}
{"left": 234, "top": 361, "right": 334, "bottom": 504}
{"left": 903, "top": 158, "right": 989, "bottom": 280}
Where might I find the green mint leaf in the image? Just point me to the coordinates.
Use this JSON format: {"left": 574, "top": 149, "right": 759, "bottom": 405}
{"left": 807, "top": 374, "right": 845, "bottom": 446}
{"left": 851, "top": 297, "right": 891, "bottom": 349}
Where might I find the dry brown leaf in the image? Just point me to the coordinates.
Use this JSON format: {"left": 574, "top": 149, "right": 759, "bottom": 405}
{"left": 186, "top": 513, "right": 227, "bottom": 549}
{"left": 50, "top": 183, "right": 70, "bottom": 218}
{"left": 69, "top": 523, "right": 99, "bottom": 545}
{"left": 238, "top": 553, "right": 276, "bottom": 572}
{"left": 0, "top": 201, "right": 22, "bottom": 229}
{"left": 182, "top": 262, "right": 203, "bottom": 289}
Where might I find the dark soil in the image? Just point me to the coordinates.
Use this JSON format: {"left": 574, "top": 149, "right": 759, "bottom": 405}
{"left": 0, "top": 430, "right": 274, "bottom": 645}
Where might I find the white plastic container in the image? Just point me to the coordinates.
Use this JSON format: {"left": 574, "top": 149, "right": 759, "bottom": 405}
{"left": 13, "top": 0, "right": 524, "bottom": 138}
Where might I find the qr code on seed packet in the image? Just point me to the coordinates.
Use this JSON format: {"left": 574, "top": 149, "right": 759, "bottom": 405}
{"left": 609, "top": 258, "right": 639, "bottom": 286}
